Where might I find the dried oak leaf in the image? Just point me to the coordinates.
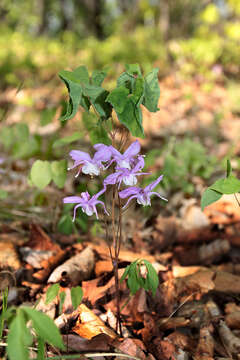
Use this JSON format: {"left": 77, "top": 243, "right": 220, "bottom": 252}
{"left": 72, "top": 304, "right": 117, "bottom": 340}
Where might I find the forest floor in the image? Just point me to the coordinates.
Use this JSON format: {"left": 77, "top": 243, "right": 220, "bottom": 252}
{"left": 1, "top": 72, "right": 240, "bottom": 359}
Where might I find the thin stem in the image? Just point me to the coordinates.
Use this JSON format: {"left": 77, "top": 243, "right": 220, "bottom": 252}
{"left": 234, "top": 193, "right": 240, "bottom": 207}
{"left": 117, "top": 195, "right": 122, "bottom": 258}
{"left": 120, "top": 131, "right": 130, "bottom": 152}
{"left": 111, "top": 185, "right": 122, "bottom": 335}
{"left": 118, "top": 128, "right": 126, "bottom": 152}
{"left": 112, "top": 186, "right": 116, "bottom": 250}
{"left": 104, "top": 192, "right": 113, "bottom": 261}
{"left": 102, "top": 118, "right": 115, "bottom": 142}
{"left": 115, "top": 195, "right": 121, "bottom": 254}
{"left": 120, "top": 296, "right": 132, "bottom": 312}
{"left": 45, "top": 353, "right": 142, "bottom": 360}
{"left": 113, "top": 257, "right": 122, "bottom": 335}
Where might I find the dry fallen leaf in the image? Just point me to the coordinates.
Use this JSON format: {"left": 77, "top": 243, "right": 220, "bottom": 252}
{"left": 204, "top": 195, "right": 240, "bottom": 225}
{"left": 48, "top": 246, "right": 95, "bottom": 285}
{"left": 33, "top": 248, "right": 66, "bottom": 282}
{"left": 72, "top": 304, "right": 117, "bottom": 340}
{"left": 62, "top": 333, "right": 111, "bottom": 352}
{"left": 0, "top": 242, "right": 21, "bottom": 270}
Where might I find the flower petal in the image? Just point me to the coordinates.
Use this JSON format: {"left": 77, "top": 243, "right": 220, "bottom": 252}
{"left": 69, "top": 150, "right": 91, "bottom": 162}
{"left": 109, "top": 146, "right": 121, "bottom": 159}
{"left": 145, "top": 175, "right": 164, "bottom": 192}
{"left": 63, "top": 196, "right": 83, "bottom": 204}
{"left": 119, "top": 187, "right": 141, "bottom": 199}
{"left": 73, "top": 204, "right": 83, "bottom": 221}
{"left": 104, "top": 172, "right": 120, "bottom": 185}
{"left": 93, "top": 186, "right": 107, "bottom": 199}
{"left": 95, "top": 200, "right": 109, "bottom": 216}
{"left": 93, "top": 144, "right": 112, "bottom": 162}
{"left": 122, "top": 194, "right": 138, "bottom": 209}
{"left": 124, "top": 140, "right": 140, "bottom": 158}
{"left": 81, "top": 192, "right": 91, "bottom": 202}
{"left": 148, "top": 191, "right": 168, "bottom": 202}
{"left": 132, "top": 155, "right": 145, "bottom": 172}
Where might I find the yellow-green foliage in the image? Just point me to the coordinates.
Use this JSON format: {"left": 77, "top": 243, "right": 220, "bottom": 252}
{"left": 0, "top": 27, "right": 167, "bottom": 87}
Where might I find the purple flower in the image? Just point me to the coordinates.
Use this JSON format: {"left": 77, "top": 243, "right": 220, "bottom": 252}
{"left": 93, "top": 143, "right": 112, "bottom": 162}
{"left": 68, "top": 144, "right": 112, "bottom": 177}
{"left": 104, "top": 156, "right": 148, "bottom": 188}
{"left": 110, "top": 140, "right": 141, "bottom": 169}
{"left": 119, "top": 175, "right": 168, "bottom": 208}
{"left": 63, "top": 187, "right": 109, "bottom": 220}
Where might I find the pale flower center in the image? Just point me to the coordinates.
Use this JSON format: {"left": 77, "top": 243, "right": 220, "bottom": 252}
{"left": 82, "top": 162, "right": 100, "bottom": 176}
{"left": 123, "top": 174, "right": 137, "bottom": 186}
{"left": 118, "top": 159, "right": 131, "bottom": 169}
{"left": 82, "top": 205, "right": 94, "bottom": 216}
{"left": 137, "top": 193, "right": 150, "bottom": 206}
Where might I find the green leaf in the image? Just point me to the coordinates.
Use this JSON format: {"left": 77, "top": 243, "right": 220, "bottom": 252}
{"left": 117, "top": 72, "right": 135, "bottom": 91}
{"left": 82, "top": 112, "right": 111, "bottom": 145}
{"left": 59, "top": 67, "right": 90, "bottom": 121}
{"left": 89, "top": 124, "right": 111, "bottom": 145}
{"left": 45, "top": 284, "right": 60, "bottom": 305}
{"left": 0, "top": 127, "right": 14, "bottom": 149}
{"left": 226, "top": 159, "right": 232, "bottom": 178}
{"left": 51, "top": 160, "right": 67, "bottom": 188}
{"left": 75, "top": 212, "right": 88, "bottom": 233}
{"left": 71, "top": 286, "right": 83, "bottom": 310}
{"left": 59, "top": 78, "right": 82, "bottom": 121}
{"left": 14, "top": 123, "right": 29, "bottom": 141}
{"left": 127, "top": 264, "right": 141, "bottom": 295}
{"left": 125, "top": 64, "right": 142, "bottom": 76}
{"left": 59, "top": 291, "right": 66, "bottom": 314}
{"left": 132, "top": 77, "right": 145, "bottom": 106}
{"left": 36, "top": 337, "right": 45, "bottom": 360}
{"left": 143, "top": 260, "right": 159, "bottom": 296}
{"left": 7, "top": 309, "right": 32, "bottom": 360}
{"left": 52, "top": 132, "right": 83, "bottom": 148}
{"left": 142, "top": 68, "right": 160, "bottom": 112}
{"left": 0, "top": 189, "right": 8, "bottom": 199}
{"left": 74, "top": 65, "right": 90, "bottom": 84}
{"left": 82, "top": 84, "right": 105, "bottom": 99}
{"left": 106, "top": 86, "right": 129, "bottom": 113}
{"left": 82, "top": 84, "right": 111, "bottom": 119}
{"left": 30, "top": 160, "right": 52, "bottom": 190}
{"left": 22, "top": 307, "right": 65, "bottom": 350}
{"left": 60, "top": 66, "right": 90, "bottom": 85}
{"left": 201, "top": 187, "right": 222, "bottom": 210}
{"left": 115, "top": 97, "right": 144, "bottom": 138}
{"left": 91, "top": 69, "right": 107, "bottom": 86}
{"left": 210, "top": 175, "right": 240, "bottom": 194}
{"left": 40, "top": 108, "right": 56, "bottom": 126}
{"left": 57, "top": 214, "right": 75, "bottom": 235}
{"left": 12, "top": 136, "right": 40, "bottom": 159}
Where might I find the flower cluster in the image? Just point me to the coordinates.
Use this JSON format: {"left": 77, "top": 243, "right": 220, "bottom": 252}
{"left": 63, "top": 140, "right": 167, "bottom": 219}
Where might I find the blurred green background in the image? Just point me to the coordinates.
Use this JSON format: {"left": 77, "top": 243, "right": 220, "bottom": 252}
{"left": 0, "top": 0, "right": 240, "bottom": 87}
{"left": 1, "top": 0, "right": 240, "bottom": 230}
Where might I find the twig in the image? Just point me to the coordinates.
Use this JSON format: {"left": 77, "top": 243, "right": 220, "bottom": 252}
{"left": 234, "top": 193, "right": 240, "bottom": 208}
{"left": 158, "top": 291, "right": 198, "bottom": 326}
{"left": 45, "top": 353, "right": 142, "bottom": 360}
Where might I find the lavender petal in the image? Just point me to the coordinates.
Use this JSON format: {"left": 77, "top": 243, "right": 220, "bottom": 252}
{"left": 63, "top": 196, "right": 83, "bottom": 204}
{"left": 69, "top": 150, "right": 91, "bottom": 162}
{"left": 124, "top": 140, "right": 140, "bottom": 158}
{"left": 145, "top": 175, "right": 164, "bottom": 192}
{"left": 119, "top": 187, "right": 140, "bottom": 199}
